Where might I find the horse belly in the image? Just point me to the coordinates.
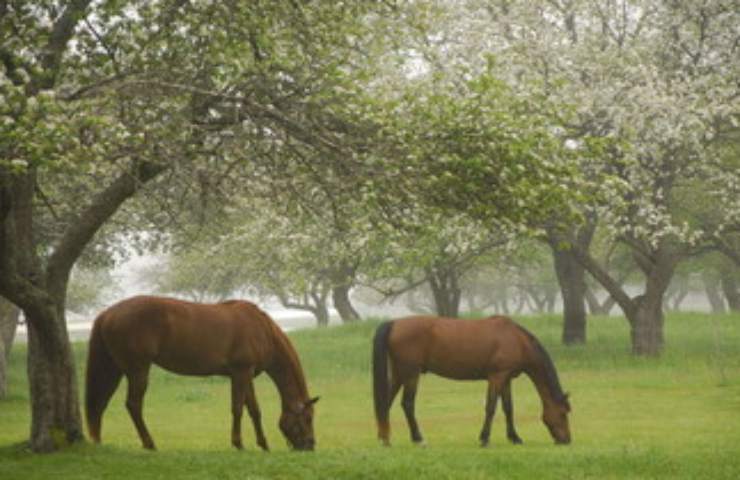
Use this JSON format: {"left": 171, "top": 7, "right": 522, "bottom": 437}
{"left": 424, "top": 335, "right": 496, "bottom": 380}
{"left": 426, "top": 355, "right": 491, "bottom": 381}
{"left": 154, "top": 338, "right": 232, "bottom": 376}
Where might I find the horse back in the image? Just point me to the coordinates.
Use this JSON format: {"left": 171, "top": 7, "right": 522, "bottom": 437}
{"left": 387, "top": 315, "right": 533, "bottom": 380}
{"left": 96, "top": 296, "right": 275, "bottom": 376}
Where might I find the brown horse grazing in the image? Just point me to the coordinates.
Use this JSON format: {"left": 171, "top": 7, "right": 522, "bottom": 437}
{"left": 85, "top": 295, "right": 318, "bottom": 451}
{"left": 373, "top": 315, "right": 571, "bottom": 447}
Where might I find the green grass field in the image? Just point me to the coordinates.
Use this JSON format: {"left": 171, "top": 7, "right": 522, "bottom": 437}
{"left": 2, "top": 313, "right": 740, "bottom": 479}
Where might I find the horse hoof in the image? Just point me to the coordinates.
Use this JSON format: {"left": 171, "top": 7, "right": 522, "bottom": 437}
{"left": 414, "top": 440, "right": 427, "bottom": 448}
{"left": 480, "top": 440, "right": 490, "bottom": 448}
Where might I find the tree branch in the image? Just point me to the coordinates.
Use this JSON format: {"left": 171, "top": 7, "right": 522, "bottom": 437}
{"left": 32, "top": 0, "right": 94, "bottom": 93}
{"left": 46, "top": 161, "right": 165, "bottom": 291}
{"left": 569, "top": 243, "right": 636, "bottom": 322}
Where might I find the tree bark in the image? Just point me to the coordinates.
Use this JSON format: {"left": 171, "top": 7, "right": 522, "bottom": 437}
{"left": 719, "top": 268, "right": 740, "bottom": 312}
{"left": 1, "top": 297, "right": 19, "bottom": 360}
{"left": 427, "top": 266, "right": 461, "bottom": 317}
{"left": 552, "top": 246, "right": 587, "bottom": 344}
{"left": 25, "top": 302, "right": 83, "bottom": 452}
{"left": 702, "top": 273, "right": 726, "bottom": 314}
{"left": 547, "top": 222, "right": 594, "bottom": 345}
{"left": 0, "top": 298, "right": 20, "bottom": 398}
{"left": 571, "top": 238, "right": 679, "bottom": 356}
{"left": 332, "top": 284, "right": 360, "bottom": 323}
{"left": 330, "top": 262, "right": 360, "bottom": 323}
{"left": 630, "top": 294, "right": 665, "bottom": 356}
{"left": 585, "top": 286, "right": 616, "bottom": 315}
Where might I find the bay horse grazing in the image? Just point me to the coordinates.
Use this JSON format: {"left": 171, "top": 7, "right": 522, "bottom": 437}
{"left": 85, "top": 295, "right": 318, "bottom": 451}
{"left": 373, "top": 315, "right": 571, "bottom": 447}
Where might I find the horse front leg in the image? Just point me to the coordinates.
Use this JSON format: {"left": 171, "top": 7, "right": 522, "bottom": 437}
{"left": 480, "top": 373, "right": 506, "bottom": 447}
{"left": 501, "top": 380, "right": 523, "bottom": 444}
{"left": 243, "top": 372, "right": 269, "bottom": 451}
{"left": 125, "top": 367, "right": 156, "bottom": 450}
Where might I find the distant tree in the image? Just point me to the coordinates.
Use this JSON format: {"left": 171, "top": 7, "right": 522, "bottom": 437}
{"left": 421, "top": 0, "right": 740, "bottom": 355}
{"left": 66, "top": 267, "right": 120, "bottom": 315}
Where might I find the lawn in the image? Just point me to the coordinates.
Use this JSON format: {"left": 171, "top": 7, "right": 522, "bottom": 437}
{"left": 1, "top": 312, "right": 739, "bottom": 479}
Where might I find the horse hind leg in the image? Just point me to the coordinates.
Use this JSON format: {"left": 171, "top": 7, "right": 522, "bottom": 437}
{"left": 401, "top": 376, "right": 424, "bottom": 445}
{"left": 501, "top": 380, "right": 523, "bottom": 444}
{"left": 242, "top": 372, "right": 269, "bottom": 451}
{"left": 379, "top": 377, "right": 403, "bottom": 446}
{"left": 231, "top": 369, "right": 268, "bottom": 451}
{"left": 86, "top": 366, "right": 123, "bottom": 444}
{"left": 125, "top": 367, "right": 156, "bottom": 450}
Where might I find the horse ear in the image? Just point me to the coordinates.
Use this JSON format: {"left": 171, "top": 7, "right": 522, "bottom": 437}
{"left": 308, "top": 396, "right": 320, "bottom": 406}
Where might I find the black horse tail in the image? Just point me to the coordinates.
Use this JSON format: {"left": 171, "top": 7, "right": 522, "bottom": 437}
{"left": 85, "top": 315, "right": 123, "bottom": 444}
{"left": 372, "top": 321, "right": 394, "bottom": 445}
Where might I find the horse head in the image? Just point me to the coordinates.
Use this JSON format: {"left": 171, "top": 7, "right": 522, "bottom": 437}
{"left": 280, "top": 396, "right": 319, "bottom": 451}
{"left": 542, "top": 394, "right": 571, "bottom": 445}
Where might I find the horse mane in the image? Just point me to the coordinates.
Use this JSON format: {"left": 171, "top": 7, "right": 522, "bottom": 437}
{"left": 516, "top": 324, "right": 570, "bottom": 410}
{"left": 243, "top": 301, "right": 309, "bottom": 398}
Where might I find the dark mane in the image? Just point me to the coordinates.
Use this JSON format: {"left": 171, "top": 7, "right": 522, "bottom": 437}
{"left": 245, "top": 302, "right": 309, "bottom": 397}
{"left": 517, "top": 325, "right": 570, "bottom": 409}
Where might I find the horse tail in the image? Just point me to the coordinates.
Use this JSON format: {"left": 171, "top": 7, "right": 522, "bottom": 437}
{"left": 85, "top": 315, "right": 123, "bottom": 444}
{"left": 372, "top": 320, "right": 394, "bottom": 444}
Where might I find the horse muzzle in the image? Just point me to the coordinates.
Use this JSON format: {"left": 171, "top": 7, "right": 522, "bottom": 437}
{"left": 293, "top": 438, "right": 315, "bottom": 451}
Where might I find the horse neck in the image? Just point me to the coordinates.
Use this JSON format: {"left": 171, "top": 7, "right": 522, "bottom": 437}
{"left": 265, "top": 330, "right": 309, "bottom": 409}
{"left": 525, "top": 366, "right": 560, "bottom": 412}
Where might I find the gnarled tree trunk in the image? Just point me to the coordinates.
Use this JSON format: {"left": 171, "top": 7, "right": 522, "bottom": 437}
{"left": 1, "top": 160, "right": 164, "bottom": 451}
{"left": 427, "top": 265, "right": 461, "bottom": 318}
{"left": 332, "top": 284, "right": 360, "bottom": 323}
{"left": 331, "top": 262, "right": 360, "bottom": 323}
{"left": 572, "top": 239, "right": 680, "bottom": 356}
{"left": 25, "top": 300, "right": 83, "bottom": 451}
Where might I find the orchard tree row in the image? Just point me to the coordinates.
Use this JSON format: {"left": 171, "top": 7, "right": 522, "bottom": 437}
{"left": 0, "top": 0, "right": 738, "bottom": 452}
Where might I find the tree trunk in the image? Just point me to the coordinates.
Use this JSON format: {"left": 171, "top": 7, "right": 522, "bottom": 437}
{"left": 571, "top": 238, "right": 679, "bottom": 356}
{"left": 314, "top": 300, "right": 330, "bottom": 327}
{"left": 547, "top": 222, "right": 594, "bottom": 345}
{"left": 585, "top": 286, "right": 609, "bottom": 315}
{"left": 703, "top": 274, "right": 726, "bottom": 313}
{"left": 628, "top": 294, "right": 665, "bottom": 356}
{"left": 719, "top": 270, "right": 740, "bottom": 312}
{"left": 622, "top": 250, "right": 675, "bottom": 356}
{"left": 1, "top": 297, "right": 19, "bottom": 359}
{"left": 0, "top": 337, "right": 5, "bottom": 400}
{"left": 330, "top": 263, "right": 360, "bottom": 323}
{"left": 428, "top": 267, "right": 461, "bottom": 317}
{"left": 332, "top": 284, "right": 360, "bottom": 323}
{"left": 552, "top": 246, "right": 587, "bottom": 344}
{"left": 25, "top": 303, "right": 83, "bottom": 452}
{"left": 1, "top": 298, "right": 20, "bottom": 398}
{"left": 666, "top": 285, "right": 689, "bottom": 312}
